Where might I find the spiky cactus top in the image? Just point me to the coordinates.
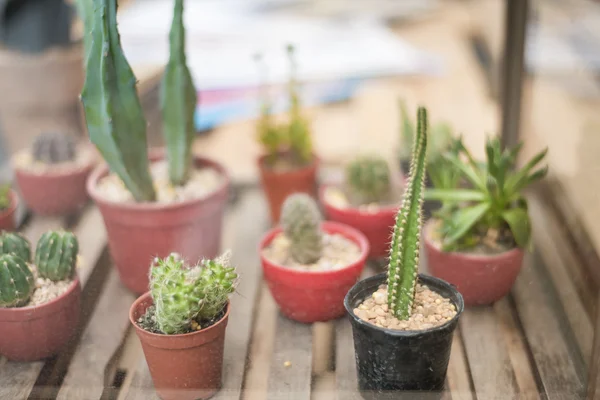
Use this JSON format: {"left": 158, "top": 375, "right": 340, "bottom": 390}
{"left": 35, "top": 231, "right": 79, "bottom": 282}
{"left": 0, "top": 232, "right": 31, "bottom": 262}
{"left": 280, "top": 193, "right": 323, "bottom": 264}
{"left": 32, "top": 132, "right": 76, "bottom": 164}
{"left": 345, "top": 155, "right": 391, "bottom": 205}
{"left": 150, "top": 252, "right": 238, "bottom": 335}
{"left": 387, "top": 107, "right": 428, "bottom": 320}
{"left": 0, "top": 254, "right": 35, "bottom": 307}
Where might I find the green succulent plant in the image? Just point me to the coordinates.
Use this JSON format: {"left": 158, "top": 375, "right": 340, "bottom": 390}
{"left": 345, "top": 155, "right": 391, "bottom": 205}
{"left": 0, "top": 232, "right": 31, "bottom": 262}
{"left": 35, "top": 230, "right": 79, "bottom": 282}
{"left": 32, "top": 132, "right": 77, "bottom": 164}
{"left": 387, "top": 106, "right": 428, "bottom": 320}
{"left": 0, "top": 254, "right": 34, "bottom": 307}
{"left": 280, "top": 193, "right": 323, "bottom": 265}
{"left": 0, "top": 184, "right": 11, "bottom": 211}
{"left": 425, "top": 137, "right": 548, "bottom": 252}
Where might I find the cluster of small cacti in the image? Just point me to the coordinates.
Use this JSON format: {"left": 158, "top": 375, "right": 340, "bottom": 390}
{"left": 0, "top": 230, "right": 79, "bottom": 308}
{"left": 280, "top": 193, "right": 323, "bottom": 264}
{"left": 31, "top": 132, "right": 76, "bottom": 164}
{"left": 345, "top": 156, "right": 391, "bottom": 205}
{"left": 0, "top": 184, "right": 11, "bottom": 211}
{"left": 387, "top": 107, "right": 428, "bottom": 320}
{"left": 150, "top": 252, "right": 238, "bottom": 335}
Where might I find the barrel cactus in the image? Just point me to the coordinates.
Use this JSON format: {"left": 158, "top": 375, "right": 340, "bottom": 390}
{"left": 0, "top": 232, "right": 31, "bottom": 262}
{"left": 34, "top": 230, "right": 79, "bottom": 282}
{"left": 280, "top": 193, "right": 323, "bottom": 264}
{"left": 31, "top": 132, "right": 76, "bottom": 164}
{"left": 345, "top": 155, "right": 391, "bottom": 205}
{"left": 150, "top": 252, "right": 238, "bottom": 335}
{"left": 0, "top": 254, "right": 35, "bottom": 307}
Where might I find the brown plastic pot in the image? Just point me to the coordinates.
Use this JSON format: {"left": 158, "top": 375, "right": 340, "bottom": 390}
{"left": 0, "top": 278, "right": 81, "bottom": 361}
{"left": 88, "top": 150, "right": 230, "bottom": 294}
{"left": 258, "top": 154, "right": 318, "bottom": 224}
{"left": 424, "top": 221, "right": 524, "bottom": 306}
{"left": 130, "top": 292, "right": 230, "bottom": 400}
{"left": 0, "top": 189, "right": 18, "bottom": 231}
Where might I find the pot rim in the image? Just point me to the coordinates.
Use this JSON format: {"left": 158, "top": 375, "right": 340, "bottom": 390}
{"left": 424, "top": 219, "right": 524, "bottom": 261}
{"left": 87, "top": 148, "right": 230, "bottom": 211}
{"left": 259, "top": 220, "right": 370, "bottom": 276}
{"left": 0, "top": 189, "right": 18, "bottom": 218}
{"left": 13, "top": 145, "right": 97, "bottom": 179}
{"left": 344, "top": 272, "right": 464, "bottom": 337}
{"left": 257, "top": 153, "right": 318, "bottom": 176}
{"left": 129, "top": 291, "right": 231, "bottom": 339}
{"left": 319, "top": 184, "right": 400, "bottom": 215}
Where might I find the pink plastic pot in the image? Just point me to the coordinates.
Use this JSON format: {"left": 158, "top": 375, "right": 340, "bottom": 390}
{"left": 260, "top": 221, "right": 369, "bottom": 323}
{"left": 0, "top": 189, "right": 18, "bottom": 231}
{"left": 424, "top": 221, "right": 524, "bottom": 306}
{"left": 88, "top": 150, "right": 230, "bottom": 294}
{"left": 319, "top": 186, "right": 397, "bottom": 259}
{"left": 0, "top": 278, "right": 81, "bottom": 361}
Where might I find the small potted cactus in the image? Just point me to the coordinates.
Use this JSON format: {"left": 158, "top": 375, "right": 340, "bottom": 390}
{"left": 0, "top": 184, "right": 18, "bottom": 231}
{"left": 12, "top": 131, "right": 96, "bottom": 215}
{"left": 260, "top": 193, "right": 369, "bottom": 323}
{"left": 83, "top": 0, "right": 229, "bottom": 293}
{"left": 129, "top": 252, "right": 238, "bottom": 400}
{"left": 256, "top": 46, "right": 319, "bottom": 224}
{"left": 424, "top": 137, "right": 548, "bottom": 305}
{"left": 0, "top": 230, "right": 81, "bottom": 361}
{"left": 320, "top": 155, "right": 402, "bottom": 259}
{"left": 344, "top": 107, "right": 464, "bottom": 395}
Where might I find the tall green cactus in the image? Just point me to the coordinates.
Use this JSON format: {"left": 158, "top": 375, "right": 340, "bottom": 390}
{"left": 0, "top": 254, "right": 34, "bottom": 307}
{"left": 280, "top": 193, "right": 323, "bottom": 264}
{"left": 387, "top": 107, "right": 428, "bottom": 320}
{"left": 161, "top": 0, "right": 198, "bottom": 186}
{"left": 35, "top": 231, "right": 79, "bottom": 282}
{"left": 81, "top": 0, "right": 156, "bottom": 202}
{"left": 0, "top": 232, "right": 31, "bottom": 262}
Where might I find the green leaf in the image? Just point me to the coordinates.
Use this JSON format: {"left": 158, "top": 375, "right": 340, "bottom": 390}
{"left": 502, "top": 207, "right": 531, "bottom": 248}
{"left": 505, "top": 147, "right": 548, "bottom": 193}
{"left": 424, "top": 189, "right": 485, "bottom": 202}
{"left": 443, "top": 202, "right": 491, "bottom": 247}
{"left": 443, "top": 153, "right": 487, "bottom": 192}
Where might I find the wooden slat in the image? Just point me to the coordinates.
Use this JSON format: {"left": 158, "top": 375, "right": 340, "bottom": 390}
{"left": 334, "top": 319, "right": 361, "bottom": 400}
{"left": 447, "top": 327, "right": 475, "bottom": 400}
{"left": 587, "top": 292, "right": 600, "bottom": 400}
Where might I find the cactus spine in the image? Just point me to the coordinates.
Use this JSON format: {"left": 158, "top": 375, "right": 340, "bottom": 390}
{"left": 81, "top": 0, "right": 156, "bottom": 202}
{"left": 150, "top": 252, "right": 238, "bottom": 335}
{"left": 32, "top": 132, "right": 76, "bottom": 164}
{"left": 387, "top": 107, "right": 428, "bottom": 320}
{"left": 280, "top": 193, "right": 323, "bottom": 264}
{"left": 0, "top": 254, "right": 34, "bottom": 307}
{"left": 0, "top": 232, "right": 32, "bottom": 262}
{"left": 162, "top": 0, "right": 197, "bottom": 186}
{"left": 346, "top": 155, "right": 391, "bottom": 205}
{"left": 35, "top": 231, "right": 79, "bottom": 282}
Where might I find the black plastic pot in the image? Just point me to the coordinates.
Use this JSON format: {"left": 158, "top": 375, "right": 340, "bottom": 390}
{"left": 344, "top": 273, "right": 464, "bottom": 400}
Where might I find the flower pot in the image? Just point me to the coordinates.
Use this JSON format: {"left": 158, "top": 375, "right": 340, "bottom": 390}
{"left": 130, "top": 292, "right": 229, "bottom": 400}
{"left": 344, "top": 273, "right": 463, "bottom": 399}
{"left": 0, "top": 189, "right": 18, "bottom": 231}
{"left": 319, "top": 186, "right": 397, "bottom": 259}
{"left": 257, "top": 154, "right": 318, "bottom": 224}
{"left": 424, "top": 221, "right": 524, "bottom": 306}
{"left": 88, "top": 151, "right": 230, "bottom": 294}
{"left": 0, "top": 278, "right": 81, "bottom": 361}
{"left": 260, "top": 221, "right": 369, "bottom": 323}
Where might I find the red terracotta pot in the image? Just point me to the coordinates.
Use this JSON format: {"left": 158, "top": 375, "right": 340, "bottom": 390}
{"left": 0, "top": 189, "right": 18, "bottom": 231}
{"left": 14, "top": 153, "right": 95, "bottom": 216}
{"left": 319, "top": 186, "right": 397, "bottom": 259}
{"left": 130, "top": 292, "right": 229, "bottom": 400}
{"left": 88, "top": 151, "right": 230, "bottom": 294}
{"left": 0, "top": 278, "right": 81, "bottom": 361}
{"left": 257, "top": 154, "right": 318, "bottom": 224}
{"left": 424, "top": 221, "right": 524, "bottom": 306}
{"left": 260, "top": 221, "right": 369, "bottom": 323}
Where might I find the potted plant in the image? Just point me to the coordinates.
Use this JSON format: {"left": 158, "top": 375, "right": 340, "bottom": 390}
{"left": 0, "top": 184, "right": 18, "bottom": 230}
{"left": 344, "top": 107, "right": 464, "bottom": 396}
{"left": 260, "top": 193, "right": 369, "bottom": 323}
{"left": 256, "top": 46, "right": 318, "bottom": 224}
{"left": 0, "top": 230, "right": 81, "bottom": 361}
{"left": 320, "top": 155, "right": 402, "bottom": 259}
{"left": 13, "top": 131, "right": 96, "bottom": 215}
{"left": 129, "top": 252, "right": 237, "bottom": 400}
{"left": 424, "top": 137, "right": 548, "bottom": 305}
{"left": 83, "top": 0, "right": 230, "bottom": 293}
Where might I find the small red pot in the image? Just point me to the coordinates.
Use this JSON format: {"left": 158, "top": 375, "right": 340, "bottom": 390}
{"left": 88, "top": 150, "right": 230, "bottom": 294}
{"left": 14, "top": 153, "right": 95, "bottom": 216}
{"left": 424, "top": 221, "right": 524, "bottom": 306}
{"left": 258, "top": 154, "right": 318, "bottom": 224}
{"left": 319, "top": 186, "right": 397, "bottom": 259}
{"left": 130, "top": 292, "right": 230, "bottom": 400}
{"left": 260, "top": 221, "right": 369, "bottom": 323}
{"left": 0, "top": 189, "right": 18, "bottom": 231}
{"left": 0, "top": 278, "right": 81, "bottom": 361}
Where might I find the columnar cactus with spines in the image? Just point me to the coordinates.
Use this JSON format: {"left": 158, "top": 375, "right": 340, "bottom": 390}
{"left": 81, "top": 0, "right": 156, "bottom": 202}
{"left": 150, "top": 252, "right": 238, "bottom": 335}
{"left": 387, "top": 107, "right": 428, "bottom": 320}
{"left": 280, "top": 193, "right": 323, "bottom": 264}
{"left": 35, "top": 231, "right": 79, "bottom": 282}
{"left": 345, "top": 156, "right": 391, "bottom": 205}
{"left": 0, "top": 232, "right": 31, "bottom": 262}
{"left": 0, "top": 254, "right": 34, "bottom": 307}
{"left": 32, "top": 132, "right": 76, "bottom": 164}
{"left": 161, "top": 0, "right": 198, "bottom": 186}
